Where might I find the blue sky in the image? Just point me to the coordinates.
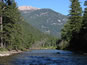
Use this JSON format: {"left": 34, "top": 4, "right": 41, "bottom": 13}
{"left": 15, "top": 0, "right": 85, "bottom": 15}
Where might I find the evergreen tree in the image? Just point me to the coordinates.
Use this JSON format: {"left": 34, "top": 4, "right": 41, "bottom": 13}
{"left": 57, "top": 0, "right": 82, "bottom": 50}
{"left": 0, "top": 0, "right": 25, "bottom": 50}
{"left": 76, "top": 0, "right": 87, "bottom": 52}
{"left": 3, "top": 2, "right": 24, "bottom": 50}
{"left": 0, "top": 1, "right": 6, "bottom": 48}
{"left": 82, "top": 0, "right": 87, "bottom": 30}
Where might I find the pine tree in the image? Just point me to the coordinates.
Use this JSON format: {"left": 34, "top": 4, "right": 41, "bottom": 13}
{"left": 0, "top": 0, "right": 12, "bottom": 48}
{"left": 67, "top": 0, "right": 82, "bottom": 50}
{"left": 58, "top": 0, "right": 82, "bottom": 50}
{"left": 82, "top": 0, "right": 87, "bottom": 30}
{"left": 76, "top": 0, "right": 87, "bottom": 52}
{"left": 0, "top": 0, "right": 25, "bottom": 50}
{"left": 3, "top": 2, "right": 24, "bottom": 50}
{"left": 0, "top": 1, "right": 5, "bottom": 48}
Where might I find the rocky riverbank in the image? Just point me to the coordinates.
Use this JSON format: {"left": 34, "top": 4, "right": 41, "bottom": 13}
{"left": 0, "top": 50, "right": 22, "bottom": 57}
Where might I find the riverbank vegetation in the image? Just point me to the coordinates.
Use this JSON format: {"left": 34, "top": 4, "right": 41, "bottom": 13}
{"left": 0, "top": 0, "right": 57, "bottom": 52}
{"left": 57, "top": 0, "right": 87, "bottom": 53}
{"left": 2, "top": 0, "right": 87, "bottom": 54}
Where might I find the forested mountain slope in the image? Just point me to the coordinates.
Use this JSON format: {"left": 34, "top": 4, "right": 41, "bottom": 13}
{"left": 19, "top": 6, "right": 68, "bottom": 37}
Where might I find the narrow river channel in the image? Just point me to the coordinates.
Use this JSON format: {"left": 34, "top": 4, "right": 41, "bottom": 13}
{"left": 0, "top": 49, "right": 87, "bottom": 65}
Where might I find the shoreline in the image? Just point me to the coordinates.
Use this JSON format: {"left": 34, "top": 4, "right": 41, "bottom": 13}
{"left": 0, "top": 50, "right": 22, "bottom": 57}
{"left": 0, "top": 48, "right": 55, "bottom": 57}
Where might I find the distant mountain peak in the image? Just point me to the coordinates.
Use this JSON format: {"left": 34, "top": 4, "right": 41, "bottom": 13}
{"left": 18, "top": 6, "right": 40, "bottom": 11}
{"left": 20, "top": 8, "right": 68, "bottom": 37}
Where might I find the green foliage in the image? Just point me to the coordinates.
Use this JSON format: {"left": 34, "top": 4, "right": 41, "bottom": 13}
{"left": 0, "top": 1, "right": 45, "bottom": 50}
{"left": 57, "top": 0, "right": 83, "bottom": 51}
{"left": 20, "top": 19, "right": 50, "bottom": 49}
{"left": 1, "top": 2, "right": 24, "bottom": 50}
{"left": 0, "top": 48, "right": 7, "bottom": 51}
{"left": 56, "top": 0, "right": 87, "bottom": 53}
{"left": 44, "top": 37, "right": 57, "bottom": 48}
{"left": 74, "top": 0, "right": 87, "bottom": 52}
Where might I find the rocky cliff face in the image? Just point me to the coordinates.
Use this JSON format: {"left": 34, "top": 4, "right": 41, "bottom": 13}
{"left": 18, "top": 6, "right": 40, "bottom": 11}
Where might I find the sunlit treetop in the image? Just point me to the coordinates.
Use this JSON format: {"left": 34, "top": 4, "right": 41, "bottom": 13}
{"left": 84, "top": 0, "right": 87, "bottom": 6}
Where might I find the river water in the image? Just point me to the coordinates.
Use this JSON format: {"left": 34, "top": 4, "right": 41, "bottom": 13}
{"left": 0, "top": 49, "right": 87, "bottom": 65}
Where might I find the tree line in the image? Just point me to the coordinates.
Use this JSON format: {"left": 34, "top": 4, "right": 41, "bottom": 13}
{"left": 57, "top": 0, "right": 87, "bottom": 53}
{"left": 0, "top": 0, "right": 25, "bottom": 50}
{"left": 0, "top": 0, "right": 57, "bottom": 51}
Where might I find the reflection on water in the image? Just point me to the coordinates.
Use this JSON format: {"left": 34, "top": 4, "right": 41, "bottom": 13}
{"left": 0, "top": 55, "right": 14, "bottom": 65}
{"left": 0, "top": 49, "right": 87, "bottom": 65}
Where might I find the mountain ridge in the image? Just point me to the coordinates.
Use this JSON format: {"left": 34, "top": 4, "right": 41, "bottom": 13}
{"left": 19, "top": 6, "right": 68, "bottom": 37}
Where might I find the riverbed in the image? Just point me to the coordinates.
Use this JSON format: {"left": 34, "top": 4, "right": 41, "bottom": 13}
{"left": 0, "top": 49, "right": 87, "bottom": 65}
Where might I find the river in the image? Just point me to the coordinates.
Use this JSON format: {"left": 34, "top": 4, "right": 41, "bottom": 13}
{"left": 0, "top": 49, "right": 87, "bottom": 65}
